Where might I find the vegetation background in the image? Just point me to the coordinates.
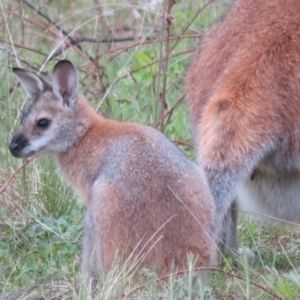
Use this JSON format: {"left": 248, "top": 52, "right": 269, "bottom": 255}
{"left": 0, "top": 0, "right": 299, "bottom": 299}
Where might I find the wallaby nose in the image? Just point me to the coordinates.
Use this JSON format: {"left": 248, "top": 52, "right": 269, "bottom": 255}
{"left": 9, "top": 134, "right": 28, "bottom": 157}
{"left": 9, "top": 140, "right": 20, "bottom": 153}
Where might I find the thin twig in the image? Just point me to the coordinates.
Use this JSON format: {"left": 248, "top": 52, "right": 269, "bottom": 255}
{"left": 22, "top": 0, "right": 79, "bottom": 47}
{"left": 0, "top": 39, "right": 49, "bottom": 57}
{"left": 169, "top": 0, "right": 215, "bottom": 54}
{"left": 21, "top": 0, "right": 95, "bottom": 63}
{"left": 59, "top": 33, "right": 203, "bottom": 47}
{"left": 93, "top": 0, "right": 111, "bottom": 37}
{"left": 156, "top": 96, "right": 184, "bottom": 128}
{"left": 114, "top": 48, "right": 193, "bottom": 84}
{"left": 154, "top": 1, "right": 167, "bottom": 126}
{"left": 0, "top": 156, "right": 36, "bottom": 196}
{"left": 103, "top": 33, "right": 203, "bottom": 58}
{"left": 6, "top": 7, "right": 203, "bottom": 54}
{"left": 61, "top": 34, "right": 199, "bottom": 70}
{"left": 5, "top": 9, "right": 93, "bottom": 65}
{"left": 0, "top": 46, "right": 48, "bottom": 75}
{"left": 159, "top": 0, "right": 176, "bottom": 132}
{"left": 172, "top": 139, "right": 193, "bottom": 148}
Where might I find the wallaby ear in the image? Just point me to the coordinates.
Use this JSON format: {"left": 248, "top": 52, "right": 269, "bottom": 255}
{"left": 13, "top": 68, "right": 47, "bottom": 98}
{"left": 52, "top": 60, "right": 78, "bottom": 107}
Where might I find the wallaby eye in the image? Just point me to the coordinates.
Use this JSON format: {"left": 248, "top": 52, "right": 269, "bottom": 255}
{"left": 37, "top": 118, "right": 50, "bottom": 130}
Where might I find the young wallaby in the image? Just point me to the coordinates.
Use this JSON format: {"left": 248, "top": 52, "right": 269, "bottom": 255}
{"left": 185, "top": 0, "right": 300, "bottom": 254}
{"left": 9, "top": 60, "right": 215, "bottom": 280}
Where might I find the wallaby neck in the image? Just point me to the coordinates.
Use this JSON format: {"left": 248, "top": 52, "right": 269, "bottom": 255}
{"left": 57, "top": 95, "right": 107, "bottom": 202}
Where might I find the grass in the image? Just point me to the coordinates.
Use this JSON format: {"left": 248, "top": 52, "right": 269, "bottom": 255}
{"left": 0, "top": 0, "right": 300, "bottom": 299}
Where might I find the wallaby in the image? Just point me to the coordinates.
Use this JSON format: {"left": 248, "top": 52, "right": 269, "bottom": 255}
{"left": 9, "top": 60, "right": 215, "bottom": 281}
{"left": 185, "top": 0, "right": 300, "bottom": 254}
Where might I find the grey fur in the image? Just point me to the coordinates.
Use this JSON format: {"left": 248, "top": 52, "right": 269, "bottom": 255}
{"left": 10, "top": 60, "right": 215, "bottom": 283}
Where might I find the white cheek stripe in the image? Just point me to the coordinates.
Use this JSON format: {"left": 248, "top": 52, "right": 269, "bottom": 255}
{"left": 24, "top": 132, "right": 55, "bottom": 154}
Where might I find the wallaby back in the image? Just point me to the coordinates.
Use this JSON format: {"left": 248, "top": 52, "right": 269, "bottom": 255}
{"left": 185, "top": 0, "right": 300, "bottom": 253}
{"left": 9, "top": 60, "right": 215, "bottom": 279}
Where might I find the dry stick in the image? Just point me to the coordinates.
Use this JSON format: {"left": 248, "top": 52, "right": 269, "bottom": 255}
{"left": 155, "top": 0, "right": 214, "bottom": 131}
{"left": 150, "top": 0, "right": 214, "bottom": 84}
{"left": 127, "top": 267, "right": 283, "bottom": 300}
{"left": 149, "top": 0, "right": 214, "bottom": 91}
{"left": 165, "top": 96, "right": 185, "bottom": 125}
{"left": 73, "top": 34, "right": 203, "bottom": 49}
{"left": 154, "top": 79, "right": 183, "bottom": 129}
{"left": 0, "top": 156, "right": 36, "bottom": 196}
{"left": 93, "top": 0, "right": 111, "bottom": 37}
{"left": 0, "top": 39, "right": 49, "bottom": 57}
{"left": 165, "top": 76, "right": 181, "bottom": 94}
{"left": 169, "top": 0, "right": 215, "bottom": 54}
{"left": 105, "top": 34, "right": 202, "bottom": 64}
{"left": 17, "top": 0, "right": 25, "bottom": 45}
{"left": 154, "top": 2, "right": 168, "bottom": 127}
{"left": 5, "top": 10, "right": 201, "bottom": 50}
{"left": 159, "top": 0, "right": 176, "bottom": 132}
{"left": 103, "top": 34, "right": 203, "bottom": 58}
{"left": 5, "top": 9, "right": 93, "bottom": 67}
{"left": 92, "top": 0, "right": 109, "bottom": 85}
{"left": 172, "top": 139, "right": 193, "bottom": 148}
{"left": 154, "top": 95, "right": 184, "bottom": 130}
{"left": 54, "top": 34, "right": 202, "bottom": 62}
{"left": 153, "top": 0, "right": 214, "bottom": 80}
{"left": 21, "top": 0, "right": 77, "bottom": 45}
{"left": 6, "top": 7, "right": 202, "bottom": 58}
{"left": 114, "top": 48, "right": 194, "bottom": 84}
{"left": 21, "top": 0, "right": 95, "bottom": 63}
{"left": 0, "top": 46, "right": 48, "bottom": 75}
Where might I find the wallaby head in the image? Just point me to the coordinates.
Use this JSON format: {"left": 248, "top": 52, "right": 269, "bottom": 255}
{"left": 9, "top": 60, "right": 84, "bottom": 158}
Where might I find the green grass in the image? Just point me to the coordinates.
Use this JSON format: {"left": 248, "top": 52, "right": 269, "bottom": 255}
{"left": 0, "top": 0, "right": 300, "bottom": 299}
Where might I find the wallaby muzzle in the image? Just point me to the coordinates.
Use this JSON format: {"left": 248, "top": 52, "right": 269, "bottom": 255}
{"left": 9, "top": 133, "right": 29, "bottom": 158}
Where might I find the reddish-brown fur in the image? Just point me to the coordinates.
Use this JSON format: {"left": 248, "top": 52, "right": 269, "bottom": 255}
{"left": 9, "top": 60, "right": 215, "bottom": 281}
{"left": 186, "top": 0, "right": 300, "bottom": 253}
{"left": 57, "top": 100, "right": 215, "bottom": 273}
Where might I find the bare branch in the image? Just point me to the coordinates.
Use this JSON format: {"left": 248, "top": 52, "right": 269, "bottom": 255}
{"left": 159, "top": 0, "right": 176, "bottom": 132}
{"left": 169, "top": 0, "right": 215, "bottom": 53}
{"left": 21, "top": 0, "right": 95, "bottom": 62}
{"left": 0, "top": 156, "right": 36, "bottom": 197}
{"left": 0, "top": 46, "right": 48, "bottom": 75}
{"left": 114, "top": 48, "right": 194, "bottom": 84}
{"left": 172, "top": 139, "right": 193, "bottom": 148}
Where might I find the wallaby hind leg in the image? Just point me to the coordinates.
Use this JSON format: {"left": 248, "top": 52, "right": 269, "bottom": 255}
{"left": 200, "top": 97, "right": 275, "bottom": 255}
{"left": 204, "top": 165, "right": 244, "bottom": 253}
{"left": 218, "top": 199, "right": 239, "bottom": 254}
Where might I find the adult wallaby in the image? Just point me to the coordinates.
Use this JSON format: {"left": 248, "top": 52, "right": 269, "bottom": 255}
{"left": 9, "top": 60, "right": 215, "bottom": 281}
{"left": 185, "top": 0, "right": 300, "bottom": 254}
